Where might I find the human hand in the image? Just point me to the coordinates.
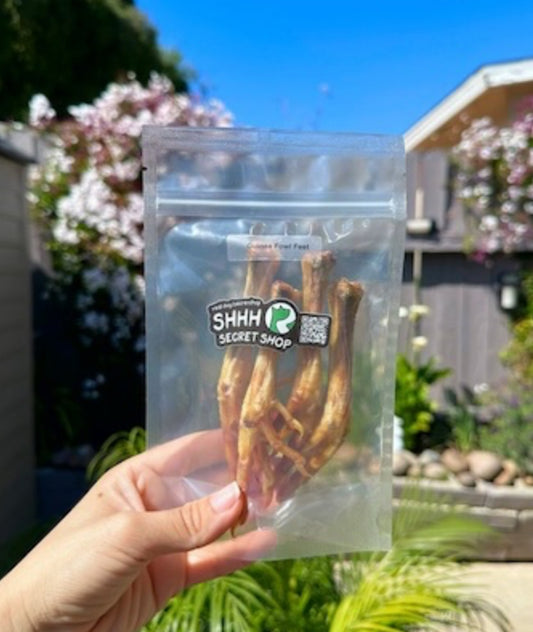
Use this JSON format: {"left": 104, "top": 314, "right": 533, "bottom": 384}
{"left": 0, "top": 430, "right": 275, "bottom": 632}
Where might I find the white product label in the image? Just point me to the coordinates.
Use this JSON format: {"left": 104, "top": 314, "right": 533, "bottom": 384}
{"left": 227, "top": 234, "right": 323, "bottom": 261}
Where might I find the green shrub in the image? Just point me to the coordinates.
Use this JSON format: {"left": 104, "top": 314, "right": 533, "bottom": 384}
{"left": 479, "top": 388, "right": 533, "bottom": 474}
{"left": 444, "top": 387, "right": 482, "bottom": 453}
{"left": 395, "top": 355, "right": 450, "bottom": 451}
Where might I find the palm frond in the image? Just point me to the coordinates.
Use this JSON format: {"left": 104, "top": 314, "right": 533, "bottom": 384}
{"left": 330, "top": 500, "right": 511, "bottom": 632}
{"left": 254, "top": 556, "right": 339, "bottom": 631}
{"left": 142, "top": 567, "right": 281, "bottom": 632}
{"left": 330, "top": 563, "right": 510, "bottom": 632}
{"left": 86, "top": 429, "right": 510, "bottom": 632}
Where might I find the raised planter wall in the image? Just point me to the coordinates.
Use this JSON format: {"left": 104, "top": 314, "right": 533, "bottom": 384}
{"left": 394, "top": 478, "right": 533, "bottom": 561}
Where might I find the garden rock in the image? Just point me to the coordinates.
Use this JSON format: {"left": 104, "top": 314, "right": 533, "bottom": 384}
{"left": 441, "top": 448, "right": 469, "bottom": 474}
{"left": 467, "top": 451, "right": 503, "bottom": 481}
{"left": 407, "top": 463, "right": 423, "bottom": 478}
{"left": 392, "top": 451, "right": 411, "bottom": 476}
{"left": 456, "top": 471, "right": 477, "bottom": 487}
{"left": 494, "top": 460, "right": 519, "bottom": 486}
{"left": 419, "top": 449, "right": 441, "bottom": 466}
{"left": 423, "top": 462, "right": 448, "bottom": 480}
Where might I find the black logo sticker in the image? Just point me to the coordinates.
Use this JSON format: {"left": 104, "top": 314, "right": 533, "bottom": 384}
{"left": 208, "top": 297, "right": 330, "bottom": 351}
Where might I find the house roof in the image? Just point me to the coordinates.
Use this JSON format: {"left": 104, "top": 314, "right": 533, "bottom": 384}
{"left": 404, "top": 58, "right": 533, "bottom": 152}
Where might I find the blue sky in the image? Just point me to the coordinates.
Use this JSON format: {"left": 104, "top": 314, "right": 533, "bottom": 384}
{"left": 137, "top": 0, "right": 533, "bottom": 135}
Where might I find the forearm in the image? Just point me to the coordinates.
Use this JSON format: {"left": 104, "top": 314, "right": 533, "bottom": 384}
{"left": 0, "top": 571, "right": 37, "bottom": 632}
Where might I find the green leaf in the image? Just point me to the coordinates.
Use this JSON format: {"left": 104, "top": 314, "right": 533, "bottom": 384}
{"left": 142, "top": 568, "right": 282, "bottom": 632}
{"left": 86, "top": 426, "right": 146, "bottom": 482}
{"left": 395, "top": 354, "right": 450, "bottom": 450}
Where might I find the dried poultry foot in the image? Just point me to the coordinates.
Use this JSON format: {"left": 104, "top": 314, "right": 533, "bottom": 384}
{"left": 276, "top": 278, "right": 364, "bottom": 501}
{"left": 217, "top": 245, "right": 280, "bottom": 479}
{"left": 273, "top": 250, "right": 334, "bottom": 486}
{"left": 235, "top": 281, "right": 310, "bottom": 525}
{"left": 278, "top": 250, "right": 334, "bottom": 441}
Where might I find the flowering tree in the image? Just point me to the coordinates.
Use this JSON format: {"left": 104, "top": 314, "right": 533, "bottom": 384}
{"left": 29, "top": 74, "right": 232, "bottom": 456}
{"left": 452, "top": 96, "right": 533, "bottom": 255}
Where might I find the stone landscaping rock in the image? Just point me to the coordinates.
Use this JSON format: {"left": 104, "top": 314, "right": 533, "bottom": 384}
{"left": 441, "top": 447, "right": 469, "bottom": 474}
{"left": 419, "top": 449, "right": 441, "bottom": 466}
{"left": 423, "top": 462, "right": 448, "bottom": 480}
{"left": 456, "top": 471, "right": 477, "bottom": 487}
{"left": 494, "top": 459, "right": 519, "bottom": 486}
{"left": 407, "top": 463, "right": 423, "bottom": 478}
{"left": 525, "top": 475, "right": 533, "bottom": 486}
{"left": 392, "top": 451, "right": 411, "bottom": 476}
{"left": 403, "top": 450, "right": 418, "bottom": 465}
{"left": 467, "top": 450, "right": 503, "bottom": 481}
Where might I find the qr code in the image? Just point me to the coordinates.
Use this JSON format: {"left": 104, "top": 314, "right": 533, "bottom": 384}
{"left": 298, "top": 315, "right": 331, "bottom": 347}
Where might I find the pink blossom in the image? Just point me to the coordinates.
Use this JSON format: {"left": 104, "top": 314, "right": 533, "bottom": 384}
{"left": 452, "top": 94, "right": 533, "bottom": 254}
{"left": 29, "top": 94, "right": 56, "bottom": 127}
{"left": 29, "top": 74, "right": 233, "bottom": 348}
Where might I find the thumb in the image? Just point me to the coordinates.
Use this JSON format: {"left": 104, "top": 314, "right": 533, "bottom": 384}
{"left": 137, "top": 481, "right": 244, "bottom": 557}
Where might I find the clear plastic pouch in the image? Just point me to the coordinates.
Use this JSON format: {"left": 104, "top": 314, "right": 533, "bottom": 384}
{"left": 142, "top": 127, "right": 405, "bottom": 558}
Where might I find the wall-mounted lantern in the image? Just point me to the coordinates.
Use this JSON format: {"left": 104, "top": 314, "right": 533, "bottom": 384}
{"left": 497, "top": 271, "right": 521, "bottom": 312}
{"left": 406, "top": 217, "right": 436, "bottom": 236}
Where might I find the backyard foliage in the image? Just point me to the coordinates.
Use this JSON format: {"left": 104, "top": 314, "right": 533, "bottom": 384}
{"left": 88, "top": 432, "right": 509, "bottom": 632}
{"left": 142, "top": 514, "right": 507, "bottom": 631}
{"left": 478, "top": 388, "right": 533, "bottom": 474}
{"left": 458, "top": 269, "right": 533, "bottom": 473}
{"left": 444, "top": 387, "right": 482, "bottom": 453}
{"left": 0, "top": 0, "right": 188, "bottom": 121}
{"left": 500, "top": 268, "right": 533, "bottom": 383}
{"left": 449, "top": 99, "right": 533, "bottom": 467}
{"left": 395, "top": 354, "right": 450, "bottom": 451}
{"left": 29, "top": 76, "right": 232, "bottom": 456}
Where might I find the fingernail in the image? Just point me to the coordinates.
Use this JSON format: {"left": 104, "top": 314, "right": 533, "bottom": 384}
{"left": 209, "top": 482, "right": 241, "bottom": 513}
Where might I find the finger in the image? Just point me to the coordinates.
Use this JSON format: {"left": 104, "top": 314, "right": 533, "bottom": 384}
{"left": 137, "top": 463, "right": 232, "bottom": 512}
{"left": 185, "top": 529, "right": 277, "bottom": 586}
{"left": 129, "top": 429, "right": 226, "bottom": 476}
{"left": 137, "top": 481, "right": 243, "bottom": 558}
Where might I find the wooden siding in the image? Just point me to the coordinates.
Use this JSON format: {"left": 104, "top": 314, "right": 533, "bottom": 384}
{"left": 0, "top": 153, "right": 35, "bottom": 544}
{"left": 406, "top": 149, "right": 472, "bottom": 251}
{"left": 402, "top": 149, "right": 529, "bottom": 397}
{"left": 400, "top": 252, "right": 517, "bottom": 399}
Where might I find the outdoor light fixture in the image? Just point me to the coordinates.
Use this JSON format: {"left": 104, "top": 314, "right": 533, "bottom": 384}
{"left": 406, "top": 217, "right": 436, "bottom": 236}
{"left": 497, "top": 271, "right": 521, "bottom": 312}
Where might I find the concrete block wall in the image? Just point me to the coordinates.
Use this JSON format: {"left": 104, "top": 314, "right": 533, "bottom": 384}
{"left": 394, "top": 478, "right": 533, "bottom": 560}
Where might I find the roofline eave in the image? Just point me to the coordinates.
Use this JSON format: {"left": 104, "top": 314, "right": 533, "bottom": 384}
{"left": 404, "top": 58, "right": 533, "bottom": 153}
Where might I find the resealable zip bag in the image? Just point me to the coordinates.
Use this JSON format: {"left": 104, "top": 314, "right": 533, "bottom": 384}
{"left": 142, "top": 127, "right": 405, "bottom": 559}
